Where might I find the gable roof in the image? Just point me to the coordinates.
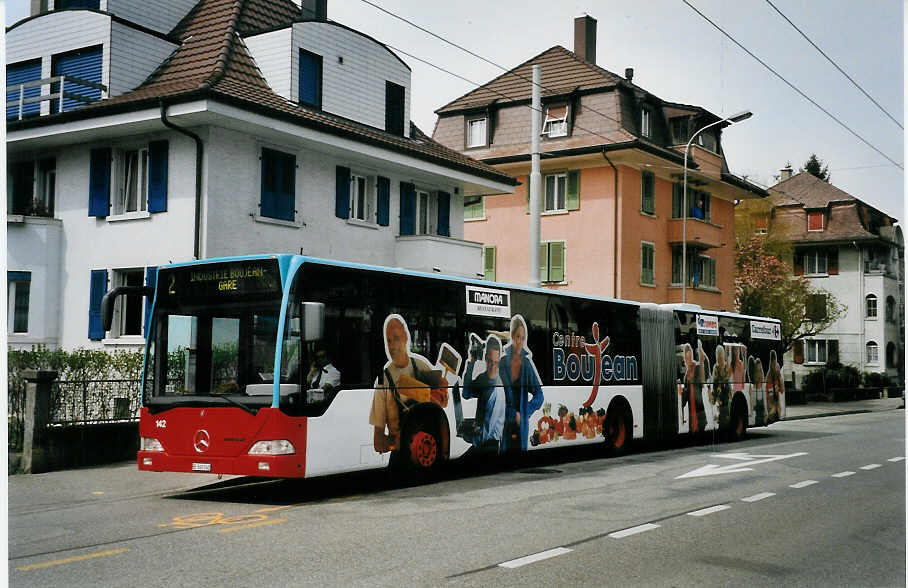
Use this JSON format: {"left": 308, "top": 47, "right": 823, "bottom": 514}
{"left": 436, "top": 46, "right": 625, "bottom": 113}
{"left": 7, "top": 0, "right": 515, "bottom": 186}
{"left": 768, "top": 171, "right": 898, "bottom": 243}
{"left": 769, "top": 171, "right": 855, "bottom": 208}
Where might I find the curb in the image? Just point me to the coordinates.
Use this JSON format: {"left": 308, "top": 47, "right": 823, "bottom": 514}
{"left": 783, "top": 405, "right": 904, "bottom": 422}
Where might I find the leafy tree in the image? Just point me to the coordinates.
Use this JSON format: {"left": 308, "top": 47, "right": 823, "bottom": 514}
{"left": 735, "top": 236, "right": 843, "bottom": 352}
{"left": 800, "top": 154, "right": 830, "bottom": 182}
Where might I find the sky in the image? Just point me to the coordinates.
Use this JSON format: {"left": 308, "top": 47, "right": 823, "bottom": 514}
{"left": 6, "top": 1, "right": 904, "bottom": 221}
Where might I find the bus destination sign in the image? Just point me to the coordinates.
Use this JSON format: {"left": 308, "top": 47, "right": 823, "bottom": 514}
{"left": 161, "top": 259, "right": 281, "bottom": 304}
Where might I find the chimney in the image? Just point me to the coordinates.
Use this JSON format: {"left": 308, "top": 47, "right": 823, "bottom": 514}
{"left": 780, "top": 166, "right": 793, "bottom": 181}
{"left": 625, "top": 68, "right": 634, "bottom": 83}
{"left": 301, "top": 0, "right": 327, "bottom": 21}
{"left": 574, "top": 14, "right": 597, "bottom": 64}
{"left": 30, "top": 0, "right": 47, "bottom": 16}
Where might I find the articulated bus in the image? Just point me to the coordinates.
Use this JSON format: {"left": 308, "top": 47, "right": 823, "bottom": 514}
{"left": 102, "top": 254, "right": 785, "bottom": 478}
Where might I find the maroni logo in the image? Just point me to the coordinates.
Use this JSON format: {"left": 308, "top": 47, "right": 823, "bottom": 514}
{"left": 469, "top": 290, "right": 508, "bottom": 306}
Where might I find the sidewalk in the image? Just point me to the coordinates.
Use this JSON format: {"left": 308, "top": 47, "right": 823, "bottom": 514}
{"left": 784, "top": 395, "right": 905, "bottom": 421}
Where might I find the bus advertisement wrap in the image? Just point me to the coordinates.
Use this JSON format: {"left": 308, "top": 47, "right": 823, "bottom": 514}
{"left": 136, "top": 255, "right": 783, "bottom": 480}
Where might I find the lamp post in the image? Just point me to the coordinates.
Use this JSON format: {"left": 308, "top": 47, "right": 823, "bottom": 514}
{"left": 682, "top": 110, "right": 752, "bottom": 303}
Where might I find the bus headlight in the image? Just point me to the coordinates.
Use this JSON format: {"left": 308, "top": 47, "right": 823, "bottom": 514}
{"left": 141, "top": 437, "right": 164, "bottom": 452}
{"left": 247, "top": 440, "right": 295, "bottom": 455}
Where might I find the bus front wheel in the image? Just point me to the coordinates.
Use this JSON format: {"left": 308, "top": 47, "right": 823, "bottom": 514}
{"left": 729, "top": 399, "right": 747, "bottom": 442}
{"left": 403, "top": 416, "right": 441, "bottom": 471}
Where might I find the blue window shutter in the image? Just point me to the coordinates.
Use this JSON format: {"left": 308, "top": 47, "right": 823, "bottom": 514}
{"left": 399, "top": 182, "right": 415, "bottom": 235}
{"left": 89, "top": 147, "right": 111, "bottom": 217}
{"left": 335, "top": 166, "right": 350, "bottom": 219}
{"left": 143, "top": 266, "right": 157, "bottom": 337}
{"left": 260, "top": 148, "right": 295, "bottom": 221}
{"left": 376, "top": 176, "right": 390, "bottom": 226}
{"left": 147, "top": 140, "right": 168, "bottom": 213}
{"left": 52, "top": 45, "right": 102, "bottom": 112}
{"left": 437, "top": 190, "right": 450, "bottom": 237}
{"left": 278, "top": 152, "right": 296, "bottom": 221}
{"left": 6, "top": 59, "right": 42, "bottom": 120}
{"left": 299, "top": 50, "right": 322, "bottom": 108}
{"left": 88, "top": 269, "right": 107, "bottom": 340}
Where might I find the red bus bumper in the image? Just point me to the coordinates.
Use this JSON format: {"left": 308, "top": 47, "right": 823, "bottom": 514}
{"left": 137, "top": 406, "right": 307, "bottom": 478}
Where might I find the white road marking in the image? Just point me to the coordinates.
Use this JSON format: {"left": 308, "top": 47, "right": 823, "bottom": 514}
{"left": 608, "top": 523, "right": 661, "bottom": 538}
{"left": 498, "top": 547, "right": 573, "bottom": 569}
{"left": 887, "top": 457, "right": 905, "bottom": 462}
{"left": 687, "top": 505, "right": 731, "bottom": 517}
{"left": 831, "top": 471, "right": 855, "bottom": 478}
{"left": 676, "top": 452, "right": 808, "bottom": 479}
{"left": 741, "top": 492, "right": 775, "bottom": 502}
{"left": 790, "top": 480, "right": 818, "bottom": 488}
{"left": 860, "top": 464, "right": 882, "bottom": 470}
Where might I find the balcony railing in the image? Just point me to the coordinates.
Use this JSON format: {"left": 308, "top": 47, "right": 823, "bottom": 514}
{"left": 6, "top": 75, "right": 107, "bottom": 120}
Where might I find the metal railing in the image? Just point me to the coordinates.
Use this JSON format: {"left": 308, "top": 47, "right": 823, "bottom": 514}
{"left": 50, "top": 379, "right": 142, "bottom": 425}
{"left": 6, "top": 75, "right": 107, "bottom": 120}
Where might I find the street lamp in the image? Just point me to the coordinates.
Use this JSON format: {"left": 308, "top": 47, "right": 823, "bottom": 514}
{"left": 682, "top": 110, "right": 752, "bottom": 303}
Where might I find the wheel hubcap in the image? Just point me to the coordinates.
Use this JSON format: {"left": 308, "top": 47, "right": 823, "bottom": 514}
{"left": 409, "top": 431, "right": 437, "bottom": 468}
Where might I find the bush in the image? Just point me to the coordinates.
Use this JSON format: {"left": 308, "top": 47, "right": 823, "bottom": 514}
{"left": 803, "top": 364, "right": 861, "bottom": 400}
{"left": 862, "top": 371, "right": 891, "bottom": 388}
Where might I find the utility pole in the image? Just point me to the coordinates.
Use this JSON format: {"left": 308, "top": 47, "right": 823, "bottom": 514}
{"left": 529, "top": 65, "right": 542, "bottom": 288}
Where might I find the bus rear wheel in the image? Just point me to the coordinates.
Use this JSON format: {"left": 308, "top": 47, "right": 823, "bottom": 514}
{"left": 604, "top": 408, "right": 631, "bottom": 455}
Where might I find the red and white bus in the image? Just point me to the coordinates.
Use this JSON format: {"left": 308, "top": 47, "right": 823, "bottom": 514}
{"left": 102, "top": 254, "right": 785, "bottom": 478}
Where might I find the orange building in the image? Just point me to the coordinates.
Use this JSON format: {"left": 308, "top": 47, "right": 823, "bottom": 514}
{"left": 432, "top": 16, "right": 766, "bottom": 311}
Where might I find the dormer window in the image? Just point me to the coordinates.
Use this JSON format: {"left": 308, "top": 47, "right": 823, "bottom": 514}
{"left": 640, "top": 106, "right": 652, "bottom": 138}
{"left": 807, "top": 211, "right": 824, "bottom": 231}
{"left": 669, "top": 116, "right": 690, "bottom": 144}
{"left": 466, "top": 116, "right": 487, "bottom": 148}
{"left": 543, "top": 104, "right": 569, "bottom": 138}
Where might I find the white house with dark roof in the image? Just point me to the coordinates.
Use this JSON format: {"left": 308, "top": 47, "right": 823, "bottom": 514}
{"left": 6, "top": 0, "right": 516, "bottom": 350}
{"left": 767, "top": 170, "right": 904, "bottom": 386}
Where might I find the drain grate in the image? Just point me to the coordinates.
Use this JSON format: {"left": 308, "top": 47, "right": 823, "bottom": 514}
{"left": 518, "top": 468, "right": 563, "bottom": 475}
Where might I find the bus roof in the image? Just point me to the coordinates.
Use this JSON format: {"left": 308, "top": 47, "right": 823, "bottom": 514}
{"left": 159, "top": 254, "right": 780, "bottom": 324}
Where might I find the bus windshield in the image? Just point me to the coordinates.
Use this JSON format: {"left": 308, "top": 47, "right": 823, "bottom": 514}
{"left": 145, "top": 258, "right": 284, "bottom": 399}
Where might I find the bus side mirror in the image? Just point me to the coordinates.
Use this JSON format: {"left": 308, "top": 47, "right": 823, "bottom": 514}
{"left": 300, "top": 302, "right": 325, "bottom": 342}
{"left": 101, "top": 286, "right": 153, "bottom": 332}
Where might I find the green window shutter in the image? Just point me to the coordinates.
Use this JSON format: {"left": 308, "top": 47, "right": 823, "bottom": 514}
{"left": 566, "top": 170, "right": 580, "bottom": 210}
{"left": 549, "top": 241, "right": 565, "bottom": 282}
{"left": 641, "top": 243, "right": 654, "bottom": 284}
{"left": 539, "top": 243, "right": 548, "bottom": 282}
{"left": 483, "top": 246, "right": 496, "bottom": 281}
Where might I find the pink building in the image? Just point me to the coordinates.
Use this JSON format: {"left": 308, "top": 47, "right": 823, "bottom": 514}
{"left": 432, "top": 15, "right": 766, "bottom": 310}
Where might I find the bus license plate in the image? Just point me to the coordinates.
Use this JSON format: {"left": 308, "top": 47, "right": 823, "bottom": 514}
{"left": 192, "top": 462, "right": 211, "bottom": 472}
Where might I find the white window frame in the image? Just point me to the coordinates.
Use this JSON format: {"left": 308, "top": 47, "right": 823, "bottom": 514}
{"left": 349, "top": 172, "right": 376, "bottom": 224}
{"left": 466, "top": 117, "right": 487, "bottom": 148}
{"left": 415, "top": 189, "right": 437, "bottom": 235}
{"left": 805, "top": 249, "right": 828, "bottom": 276}
{"left": 543, "top": 172, "right": 567, "bottom": 213}
{"left": 543, "top": 104, "right": 569, "bottom": 138}
{"left": 866, "top": 294, "right": 878, "bottom": 319}
{"left": 109, "top": 268, "right": 146, "bottom": 340}
{"left": 806, "top": 339, "right": 828, "bottom": 365}
{"left": 866, "top": 341, "right": 879, "bottom": 364}
{"left": 698, "top": 255, "right": 716, "bottom": 289}
{"left": 111, "top": 146, "right": 149, "bottom": 218}
{"left": 641, "top": 107, "right": 652, "bottom": 138}
{"left": 640, "top": 241, "right": 655, "bottom": 286}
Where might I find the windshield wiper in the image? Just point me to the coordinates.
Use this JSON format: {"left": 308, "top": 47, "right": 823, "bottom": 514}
{"left": 213, "top": 393, "right": 257, "bottom": 415}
